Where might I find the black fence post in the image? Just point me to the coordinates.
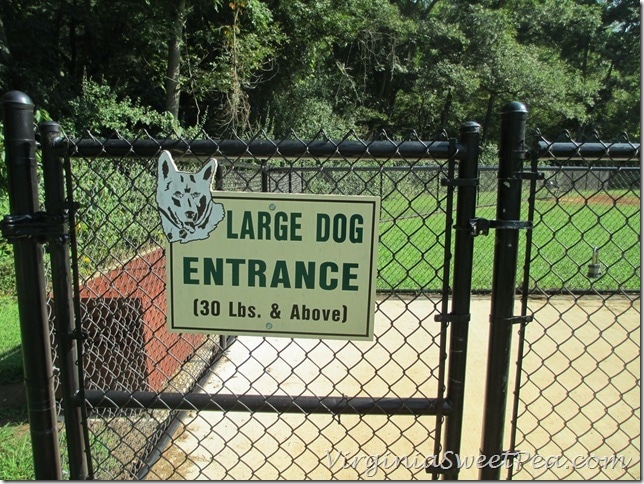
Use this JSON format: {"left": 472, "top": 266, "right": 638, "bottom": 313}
{"left": 0, "top": 91, "right": 62, "bottom": 479}
{"left": 442, "top": 121, "right": 481, "bottom": 479}
{"left": 213, "top": 161, "right": 234, "bottom": 352}
{"left": 215, "top": 161, "right": 224, "bottom": 190}
{"left": 261, "top": 161, "right": 269, "bottom": 192}
{"left": 40, "top": 121, "right": 90, "bottom": 479}
{"left": 479, "top": 102, "right": 528, "bottom": 479}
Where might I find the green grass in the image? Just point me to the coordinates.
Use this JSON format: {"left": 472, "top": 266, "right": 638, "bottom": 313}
{"left": 0, "top": 193, "right": 33, "bottom": 481}
{"left": 0, "top": 414, "right": 34, "bottom": 480}
{"left": 0, "top": 296, "right": 21, "bottom": 384}
{"left": 378, "top": 190, "right": 641, "bottom": 292}
{"left": 527, "top": 196, "right": 640, "bottom": 291}
{"left": 0, "top": 297, "right": 33, "bottom": 481}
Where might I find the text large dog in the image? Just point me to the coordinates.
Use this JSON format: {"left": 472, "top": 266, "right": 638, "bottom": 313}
{"left": 156, "top": 151, "right": 225, "bottom": 243}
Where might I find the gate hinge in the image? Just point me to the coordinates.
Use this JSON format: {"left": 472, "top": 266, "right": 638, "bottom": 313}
{"left": 425, "top": 462, "right": 451, "bottom": 475}
{"left": 490, "top": 314, "right": 534, "bottom": 325}
{"left": 441, "top": 177, "right": 479, "bottom": 187}
{"left": 516, "top": 171, "right": 545, "bottom": 181}
{"left": 70, "top": 328, "right": 89, "bottom": 341}
{"left": 463, "top": 218, "right": 533, "bottom": 237}
{"left": 1, "top": 211, "right": 69, "bottom": 243}
{"left": 434, "top": 313, "right": 471, "bottom": 324}
{"left": 425, "top": 453, "right": 463, "bottom": 475}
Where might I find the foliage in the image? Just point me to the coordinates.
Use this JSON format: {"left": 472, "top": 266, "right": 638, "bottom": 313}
{"left": 180, "top": 0, "right": 285, "bottom": 134}
{"left": 0, "top": 0, "right": 636, "bottom": 140}
{"left": 0, "top": 421, "right": 34, "bottom": 480}
{"left": 63, "top": 77, "right": 178, "bottom": 138}
{"left": 70, "top": 155, "right": 164, "bottom": 278}
{"left": 0, "top": 296, "right": 20, "bottom": 383}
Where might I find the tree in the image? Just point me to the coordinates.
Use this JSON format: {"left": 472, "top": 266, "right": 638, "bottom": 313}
{"left": 510, "top": 0, "right": 640, "bottom": 139}
{"left": 0, "top": 0, "right": 637, "bottom": 140}
{"left": 175, "top": 0, "right": 284, "bottom": 134}
{"left": 591, "top": 0, "right": 640, "bottom": 138}
{"left": 256, "top": 0, "right": 418, "bottom": 137}
{"left": 165, "top": 0, "right": 187, "bottom": 119}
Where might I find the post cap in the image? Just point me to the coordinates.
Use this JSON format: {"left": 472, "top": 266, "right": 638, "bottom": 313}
{"left": 501, "top": 101, "right": 528, "bottom": 114}
{"left": 39, "top": 120, "right": 61, "bottom": 132}
{"left": 460, "top": 121, "right": 482, "bottom": 132}
{"left": 1, "top": 90, "right": 34, "bottom": 108}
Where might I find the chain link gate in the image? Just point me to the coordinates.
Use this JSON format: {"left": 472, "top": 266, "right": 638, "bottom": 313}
{"left": 2, "top": 91, "right": 496, "bottom": 480}
{"left": 505, "top": 131, "right": 641, "bottom": 480}
{"left": 473, "top": 112, "right": 640, "bottom": 480}
{"left": 5, "top": 92, "right": 637, "bottom": 480}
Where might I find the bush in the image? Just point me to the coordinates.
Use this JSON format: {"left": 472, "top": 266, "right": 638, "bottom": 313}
{"left": 63, "top": 77, "right": 177, "bottom": 138}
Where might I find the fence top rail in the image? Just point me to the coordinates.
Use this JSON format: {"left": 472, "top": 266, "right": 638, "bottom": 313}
{"left": 54, "top": 136, "right": 461, "bottom": 161}
{"left": 477, "top": 165, "right": 641, "bottom": 173}
{"left": 534, "top": 141, "right": 640, "bottom": 161}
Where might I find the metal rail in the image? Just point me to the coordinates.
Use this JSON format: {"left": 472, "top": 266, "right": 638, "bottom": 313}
{"left": 82, "top": 390, "right": 452, "bottom": 415}
{"left": 56, "top": 137, "right": 459, "bottom": 160}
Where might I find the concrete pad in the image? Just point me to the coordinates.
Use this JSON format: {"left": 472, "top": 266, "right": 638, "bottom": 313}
{"left": 148, "top": 294, "right": 639, "bottom": 480}
{"left": 508, "top": 295, "right": 640, "bottom": 480}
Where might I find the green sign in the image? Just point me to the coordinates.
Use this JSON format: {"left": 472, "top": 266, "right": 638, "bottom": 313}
{"left": 160, "top": 163, "right": 379, "bottom": 340}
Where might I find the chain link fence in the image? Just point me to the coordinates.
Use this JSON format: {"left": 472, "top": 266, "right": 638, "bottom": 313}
{"left": 56, "top": 131, "right": 460, "bottom": 479}
{"left": 508, "top": 133, "right": 640, "bottom": 480}
{"left": 31, "top": 126, "right": 639, "bottom": 480}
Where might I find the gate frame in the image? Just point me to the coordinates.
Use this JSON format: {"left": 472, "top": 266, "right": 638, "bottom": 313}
{"left": 0, "top": 92, "right": 65, "bottom": 479}
{"left": 1, "top": 89, "right": 506, "bottom": 480}
{"left": 3, "top": 91, "right": 638, "bottom": 480}
{"left": 479, "top": 102, "right": 531, "bottom": 479}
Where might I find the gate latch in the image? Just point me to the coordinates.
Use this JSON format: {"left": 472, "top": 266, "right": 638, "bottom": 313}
{"left": 1, "top": 211, "right": 69, "bottom": 243}
{"left": 467, "top": 218, "right": 533, "bottom": 237}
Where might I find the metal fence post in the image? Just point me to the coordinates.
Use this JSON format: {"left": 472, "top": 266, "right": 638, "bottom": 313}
{"left": 0, "top": 91, "right": 62, "bottom": 479}
{"left": 261, "top": 161, "right": 269, "bottom": 192}
{"left": 479, "top": 102, "right": 528, "bottom": 479}
{"left": 215, "top": 161, "right": 224, "bottom": 191}
{"left": 442, "top": 121, "right": 481, "bottom": 479}
{"left": 40, "top": 120, "right": 90, "bottom": 479}
{"left": 213, "top": 161, "right": 233, "bottom": 351}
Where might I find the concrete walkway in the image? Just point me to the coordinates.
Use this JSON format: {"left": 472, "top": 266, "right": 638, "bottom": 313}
{"left": 148, "top": 294, "right": 640, "bottom": 480}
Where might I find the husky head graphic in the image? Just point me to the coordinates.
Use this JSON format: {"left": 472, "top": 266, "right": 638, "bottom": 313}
{"left": 156, "top": 150, "right": 225, "bottom": 244}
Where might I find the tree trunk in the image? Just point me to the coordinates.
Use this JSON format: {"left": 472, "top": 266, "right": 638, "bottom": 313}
{"left": 423, "top": 0, "right": 441, "bottom": 19}
{"left": 439, "top": 90, "right": 453, "bottom": 127}
{"left": 0, "top": 12, "right": 13, "bottom": 65}
{"left": 165, "top": 0, "right": 186, "bottom": 119}
{"left": 481, "top": 92, "right": 496, "bottom": 144}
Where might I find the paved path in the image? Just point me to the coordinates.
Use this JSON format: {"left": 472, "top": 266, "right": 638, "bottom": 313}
{"left": 148, "top": 295, "right": 639, "bottom": 480}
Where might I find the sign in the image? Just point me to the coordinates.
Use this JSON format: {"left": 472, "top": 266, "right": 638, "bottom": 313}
{"left": 157, "top": 152, "right": 379, "bottom": 340}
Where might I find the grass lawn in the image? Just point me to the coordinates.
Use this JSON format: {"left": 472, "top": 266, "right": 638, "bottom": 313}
{"left": 0, "top": 408, "right": 33, "bottom": 481}
{"left": 0, "top": 296, "right": 22, "bottom": 384}
{"left": 378, "top": 189, "right": 640, "bottom": 292}
{"left": 0, "top": 296, "right": 34, "bottom": 480}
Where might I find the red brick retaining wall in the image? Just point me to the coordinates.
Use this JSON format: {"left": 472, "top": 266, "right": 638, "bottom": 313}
{"left": 78, "top": 248, "right": 204, "bottom": 392}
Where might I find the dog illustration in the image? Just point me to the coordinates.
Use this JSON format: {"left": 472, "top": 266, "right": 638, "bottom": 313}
{"left": 156, "top": 150, "right": 225, "bottom": 244}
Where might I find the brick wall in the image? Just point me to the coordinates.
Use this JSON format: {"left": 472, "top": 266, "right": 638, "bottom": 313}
{"left": 78, "top": 248, "right": 204, "bottom": 392}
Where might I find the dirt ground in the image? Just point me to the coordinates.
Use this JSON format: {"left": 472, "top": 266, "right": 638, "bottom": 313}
{"left": 557, "top": 191, "right": 640, "bottom": 206}
{"left": 0, "top": 382, "right": 25, "bottom": 410}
